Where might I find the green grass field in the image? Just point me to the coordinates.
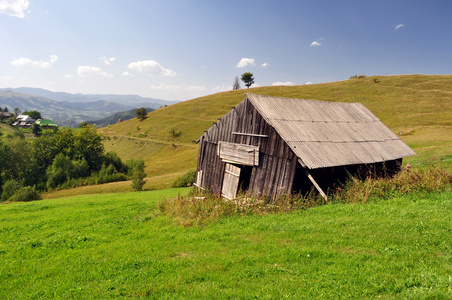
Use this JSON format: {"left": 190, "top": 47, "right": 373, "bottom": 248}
{"left": 1, "top": 188, "right": 451, "bottom": 299}
{"left": 2, "top": 74, "right": 452, "bottom": 298}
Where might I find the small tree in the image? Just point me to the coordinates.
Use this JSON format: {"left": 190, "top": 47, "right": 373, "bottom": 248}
{"left": 241, "top": 72, "right": 255, "bottom": 88}
{"left": 127, "top": 158, "right": 146, "bottom": 191}
{"left": 135, "top": 107, "right": 147, "bottom": 121}
{"left": 232, "top": 76, "right": 241, "bottom": 90}
{"left": 32, "top": 123, "right": 42, "bottom": 137}
{"left": 14, "top": 107, "right": 21, "bottom": 118}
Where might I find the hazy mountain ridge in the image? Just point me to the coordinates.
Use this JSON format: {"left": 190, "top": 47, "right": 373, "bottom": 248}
{"left": 0, "top": 88, "right": 178, "bottom": 127}
{"left": 2, "top": 87, "right": 177, "bottom": 106}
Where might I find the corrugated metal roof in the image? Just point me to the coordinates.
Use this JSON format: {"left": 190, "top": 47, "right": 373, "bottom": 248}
{"left": 246, "top": 93, "right": 416, "bottom": 169}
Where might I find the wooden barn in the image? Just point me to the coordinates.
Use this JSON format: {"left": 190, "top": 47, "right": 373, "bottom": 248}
{"left": 195, "top": 94, "right": 416, "bottom": 200}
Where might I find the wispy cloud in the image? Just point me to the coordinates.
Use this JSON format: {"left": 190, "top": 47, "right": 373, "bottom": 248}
{"left": 272, "top": 81, "right": 295, "bottom": 86}
{"left": 99, "top": 56, "right": 116, "bottom": 65}
{"left": 261, "top": 62, "right": 270, "bottom": 68}
{"left": 11, "top": 55, "right": 58, "bottom": 68}
{"left": 149, "top": 84, "right": 206, "bottom": 92}
{"left": 150, "top": 84, "right": 181, "bottom": 90}
{"left": 0, "top": 0, "right": 30, "bottom": 18}
{"left": 128, "top": 60, "right": 176, "bottom": 76}
{"left": 310, "top": 41, "right": 321, "bottom": 47}
{"left": 395, "top": 24, "right": 404, "bottom": 30}
{"left": 236, "top": 58, "right": 255, "bottom": 68}
{"left": 121, "top": 71, "right": 134, "bottom": 77}
{"left": 77, "top": 66, "right": 113, "bottom": 78}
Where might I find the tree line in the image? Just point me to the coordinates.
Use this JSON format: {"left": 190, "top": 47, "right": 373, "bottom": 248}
{"left": 0, "top": 125, "right": 146, "bottom": 202}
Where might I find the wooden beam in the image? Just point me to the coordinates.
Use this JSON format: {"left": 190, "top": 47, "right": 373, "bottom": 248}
{"left": 305, "top": 169, "right": 328, "bottom": 201}
{"left": 298, "top": 159, "right": 327, "bottom": 201}
{"left": 232, "top": 132, "right": 268, "bottom": 138}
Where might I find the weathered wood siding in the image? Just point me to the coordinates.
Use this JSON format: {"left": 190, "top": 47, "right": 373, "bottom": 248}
{"left": 196, "top": 98, "right": 298, "bottom": 198}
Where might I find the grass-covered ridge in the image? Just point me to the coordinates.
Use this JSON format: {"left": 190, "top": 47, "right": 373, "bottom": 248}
{"left": 94, "top": 74, "right": 452, "bottom": 193}
{"left": 1, "top": 188, "right": 451, "bottom": 298}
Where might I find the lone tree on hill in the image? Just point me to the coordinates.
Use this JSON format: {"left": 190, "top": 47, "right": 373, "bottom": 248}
{"left": 232, "top": 76, "right": 241, "bottom": 90}
{"left": 14, "top": 107, "right": 20, "bottom": 118}
{"left": 135, "top": 107, "right": 147, "bottom": 121}
{"left": 241, "top": 72, "right": 255, "bottom": 88}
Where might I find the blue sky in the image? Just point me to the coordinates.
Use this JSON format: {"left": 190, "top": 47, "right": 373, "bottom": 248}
{"left": 1, "top": 0, "right": 452, "bottom": 101}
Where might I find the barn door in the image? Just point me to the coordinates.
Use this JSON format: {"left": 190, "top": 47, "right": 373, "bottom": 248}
{"left": 221, "top": 163, "right": 241, "bottom": 199}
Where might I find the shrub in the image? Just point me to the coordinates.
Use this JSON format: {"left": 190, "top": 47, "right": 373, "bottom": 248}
{"left": 46, "top": 153, "right": 77, "bottom": 189}
{"left": 170, "top": 127, "right": 182, "bottom": 137}
{"left": 1, "top": 179, "right": 22, "bottom": 202}
{"left": 8, "top": 186, "right": 41, "bottom": 202}
{"left": 132, "top": 168, "right": 146, "bottom": 191}
{"left": 126, "top": 158, "right": 145, "bottom": 177}
{"left": 103, "top": 151, "right": 127, "bottom": 174}
{"left": 333, "top": 166, "right": 452, "bottom": 203}
{"left": 94, "top": 163, "right": 127, "bottom": 185}
{"left": 172, "top": 169, "right": 196, "bottom": 188}
{"left": 126, "top": 158, "right": 146, "bottom": 191}
{"left": 12, "top": 130, "right": 25, "bottom": 139}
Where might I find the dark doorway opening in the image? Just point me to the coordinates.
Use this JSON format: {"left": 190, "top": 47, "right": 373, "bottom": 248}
{"left": 238, "top": 165, "right": 252, "bottom": 191}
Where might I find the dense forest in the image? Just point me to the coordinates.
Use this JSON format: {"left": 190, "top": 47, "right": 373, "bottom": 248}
{"left": 0, "top": 123, "right": 146, "bottom": 202}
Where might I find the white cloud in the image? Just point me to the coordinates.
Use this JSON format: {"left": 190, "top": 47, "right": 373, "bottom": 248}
{"left": 272, "top": 81, "right": 295, "bottom": 86}
{"left": 150, "top": 84, "right": 181, "bottom": 90}
{"left": 305, "top": 81, "right": 313, "bottom": 85}
{"left": 99, "top": 56, "right": 116, "bottom": 65}
{"left": 149, "top": 84, "right": 206, "bottom": 92}
{"left": 121, "top": 71, "right": 134, "bottom": 77}
{"left": 187, "top": 85, "right": 206, "bottom": 91}
{"left": 77, "top": 66, "right": 113, "bottom": 78}
{"left": 0, "top": 0, "right": 30, "bottom": 18}
{"left": 11, "top": 55, "right": 58, "bottom": 68}
{"left": 395, "top": 24, "right": 404, "bottom": 30}
{"left": 236, "top": 58, "right": 255, "bottom": 68}
{"left": 261, "top": 62, "right": 270, "bottom": 68}
{"left": 310, "top": 41, "right": 321, "bottom": 47}
{"left": 128, "top": 60, "right": 176, "bottom": 76}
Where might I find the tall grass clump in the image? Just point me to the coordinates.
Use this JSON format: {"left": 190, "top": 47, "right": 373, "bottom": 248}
{"left": 160, "top": 167, "right": 452, "bottom": 226}
{"left": 334, "top": 166, "right": 452, "bottom": 203}
{"left": 159, "top": 189, "right": 324, "bottom": 226}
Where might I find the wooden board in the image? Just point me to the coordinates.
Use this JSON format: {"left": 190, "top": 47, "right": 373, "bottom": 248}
{"left": 221, "top": 163, "right": 241, "bottom": 199}
{"left": 218, "top": 141, "right": 259, "bottom": 166}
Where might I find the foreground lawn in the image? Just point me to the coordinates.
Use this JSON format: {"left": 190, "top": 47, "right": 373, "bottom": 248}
{"left": 1, "top": 189, "right": 451, "bottom": 299}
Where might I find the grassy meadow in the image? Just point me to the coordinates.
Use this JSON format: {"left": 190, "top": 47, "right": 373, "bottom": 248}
{"left": 1, "top": 188, "right": 451, "bottom": 299}
{"left": 2, "top": 74, "right": 452, "bottom": 298}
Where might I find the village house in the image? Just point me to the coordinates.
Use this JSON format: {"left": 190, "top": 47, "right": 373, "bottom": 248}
{"left": 195, "top": 94, "right": 416, "bottom": 200}
{"left": 0, "top": 111, "right": 11, "bottom": 121}
{"left": 12, "top": 114, "right": 35, "bottom": 128}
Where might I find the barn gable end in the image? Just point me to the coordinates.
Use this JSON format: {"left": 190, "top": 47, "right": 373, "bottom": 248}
{"left": 196, "top": 94, "right": 416, "bottom": 200}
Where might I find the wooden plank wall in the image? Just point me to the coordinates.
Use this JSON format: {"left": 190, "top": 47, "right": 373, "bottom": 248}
{"left": 196, "top": 98, "right": 298, "bottom": 199}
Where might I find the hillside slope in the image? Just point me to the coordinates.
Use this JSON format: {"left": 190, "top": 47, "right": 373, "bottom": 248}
{"left": 99, "top": 74, "right": 452, "bottom": 190}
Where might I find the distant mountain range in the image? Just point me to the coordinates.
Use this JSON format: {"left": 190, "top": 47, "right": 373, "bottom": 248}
{"left": 0, "top": 88, "right": 178, "bottom": 127}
